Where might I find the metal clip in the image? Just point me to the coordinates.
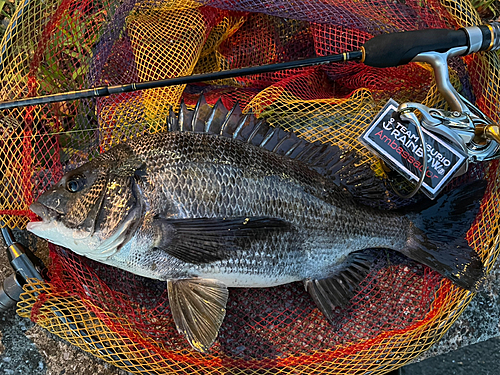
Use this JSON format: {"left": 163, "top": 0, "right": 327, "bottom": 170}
{"left": 0, "top": 223, "right": 44, "bottom": 312}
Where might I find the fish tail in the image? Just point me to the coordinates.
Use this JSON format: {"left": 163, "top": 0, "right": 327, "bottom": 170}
{"left": 399, "top": 180, "right": 487, "bottom": 291}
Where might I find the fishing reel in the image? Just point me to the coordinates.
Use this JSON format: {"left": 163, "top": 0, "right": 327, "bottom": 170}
{"left": 397, "top": 98, "right": 500, "bottom": 177}
{"left": 395, "top": 46, "right": 500, "bottom": 179}
{"left": 360, "top": 41, "right": 500, "bottom": 199}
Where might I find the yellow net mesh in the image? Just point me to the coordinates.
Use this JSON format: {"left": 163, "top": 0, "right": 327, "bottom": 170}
{"left": 0, "top": 0, "right": 497, "bottom": 373}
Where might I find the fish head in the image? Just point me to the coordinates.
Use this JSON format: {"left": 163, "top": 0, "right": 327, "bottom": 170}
{"left": 27, "top": 144, "right": 146, "bottom": 260}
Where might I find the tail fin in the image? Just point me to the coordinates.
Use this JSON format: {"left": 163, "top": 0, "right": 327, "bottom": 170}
{"left": 399, "top": 180, "right": 487, "bottom": 291}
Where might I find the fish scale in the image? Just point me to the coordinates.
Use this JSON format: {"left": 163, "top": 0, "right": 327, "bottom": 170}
{"left": 120, "top": 131, "right": 408, "bottom": 282}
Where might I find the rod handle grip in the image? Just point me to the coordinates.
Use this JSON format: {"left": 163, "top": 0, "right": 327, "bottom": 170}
{"left": 362, "top": 28, "right": 468, "bottom": 67}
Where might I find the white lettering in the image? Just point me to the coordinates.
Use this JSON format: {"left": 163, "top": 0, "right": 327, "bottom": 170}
{"left": 391, "top": 129, "right": 401, "bottom": 137}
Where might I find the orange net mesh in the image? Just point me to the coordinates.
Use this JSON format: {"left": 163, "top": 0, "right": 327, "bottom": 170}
{"left": 0, "top": 0, "right": 497, "bottom": 373}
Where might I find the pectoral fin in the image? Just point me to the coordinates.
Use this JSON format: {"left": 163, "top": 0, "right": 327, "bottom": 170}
{"left": 158, "top": 216, "right": 291, "bottom": 264}
{"left": 167, "top": 278, "right": 229, "bottom": 352}
{"left": 304, "top": 252, "right": 373, "bottom": 323}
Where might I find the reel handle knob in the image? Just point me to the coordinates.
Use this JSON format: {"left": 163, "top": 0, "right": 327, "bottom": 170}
{"left": 474, "top": 124, "right": 500, "bottom": 145}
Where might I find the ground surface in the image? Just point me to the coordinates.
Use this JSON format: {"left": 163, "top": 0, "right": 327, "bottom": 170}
{"left": 402, "top": 337, "right": 500, "bottom": 375}
{"left": 402, "top": 262, "right": 500, "bottom": 375}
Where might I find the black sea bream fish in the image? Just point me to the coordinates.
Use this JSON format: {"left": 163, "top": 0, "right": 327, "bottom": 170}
{"left": 27, "top": 96, "right": 486, "bottom": 352}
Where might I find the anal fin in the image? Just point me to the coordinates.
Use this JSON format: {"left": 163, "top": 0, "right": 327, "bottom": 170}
{"left": 304, "top": 252, "right": 372, "bottom": 323}
{"left": 168, "top": 278, "right": 228, "bottom": 353}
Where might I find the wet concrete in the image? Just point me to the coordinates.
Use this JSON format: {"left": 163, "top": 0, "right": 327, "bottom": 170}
{"left": 0, "top": 307, "right": 130, "bottom": 375}
{"left": 416, "top": 262, "right": 500, "bottom": 361}
{"left": 0, "top": 231, "right": 130, "bottom": 375}
{"left": 402, "top": 337, "right": 500, "bottom": 375}
{"left": 401, "top": 263, "right": 500, "bottom": 374}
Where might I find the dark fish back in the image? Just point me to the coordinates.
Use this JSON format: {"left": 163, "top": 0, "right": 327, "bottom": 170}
{"left": 132, "top": 95, "right": 389, "bottom": 206}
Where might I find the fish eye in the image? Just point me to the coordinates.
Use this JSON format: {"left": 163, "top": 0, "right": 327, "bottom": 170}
{"left": 66, "top": 176, "right": 86, "bottom": 193}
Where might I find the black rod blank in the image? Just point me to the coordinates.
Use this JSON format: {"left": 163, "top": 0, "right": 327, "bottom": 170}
{"left": 0, "top": 51, "right": 362, "bottom": 110}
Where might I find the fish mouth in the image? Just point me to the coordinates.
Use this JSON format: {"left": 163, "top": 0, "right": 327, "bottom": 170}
{"left": 29, "top": 202, "right": 61, "bottom": 223}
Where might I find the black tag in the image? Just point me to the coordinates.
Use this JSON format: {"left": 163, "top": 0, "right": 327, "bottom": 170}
{"left": 359, "top": 99, "right": 467, "bottom": 199}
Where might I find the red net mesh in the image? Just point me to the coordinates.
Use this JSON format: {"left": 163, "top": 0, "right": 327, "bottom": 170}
{"left": 1, "top": 0, "right": 498, "bottom": 373}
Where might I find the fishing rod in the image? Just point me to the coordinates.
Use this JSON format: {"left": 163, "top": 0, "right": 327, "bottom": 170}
{"left": 0, "top": 23, "right": 499, "bottom": 110}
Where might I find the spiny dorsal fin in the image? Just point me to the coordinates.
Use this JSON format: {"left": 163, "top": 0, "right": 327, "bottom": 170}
{"left": 171, "top": 95, "right": 389, "bottom": 201}
{"left": 204, "top": 99, "right": 225, "bottom": 133}
{"left": 171, "top": 95, "right": 337, "bottom": 169}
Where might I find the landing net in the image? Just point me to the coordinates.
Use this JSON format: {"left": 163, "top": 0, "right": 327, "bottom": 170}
{"left": 0, "top": 0, "right": 498, "bottom": 373}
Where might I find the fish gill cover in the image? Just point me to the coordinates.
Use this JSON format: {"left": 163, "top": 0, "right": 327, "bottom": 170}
{"left": 0, "top": 0, "right": 498, "bottom": 373}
